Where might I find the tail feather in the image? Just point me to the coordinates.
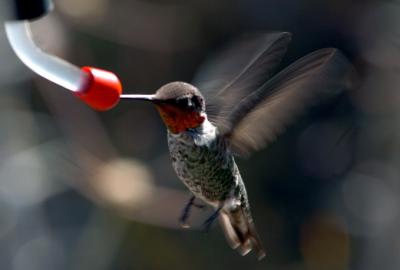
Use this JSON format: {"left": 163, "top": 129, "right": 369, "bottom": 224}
{"left": 218, "top": 209, "right": 266, "bottom": 260}
{"left": 219, "top": 212, "right": 241, "bottom": 249}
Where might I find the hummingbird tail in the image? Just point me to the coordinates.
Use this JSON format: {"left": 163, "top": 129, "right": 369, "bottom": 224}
{"left": 218, "top": 208, "right": 266, "bottom": 260}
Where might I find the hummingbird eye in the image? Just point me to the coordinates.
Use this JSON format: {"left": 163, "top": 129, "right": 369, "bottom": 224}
{"left": 191, "top": 96, "right": 202, "bottom": 109}
{"left": 171, "top": 94, "right": 203, "bottom": 111}
{"left": 176, "top": 97, "right": 194, "bottom": 110}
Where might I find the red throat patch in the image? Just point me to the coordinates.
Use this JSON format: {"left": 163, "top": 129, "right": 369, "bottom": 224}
{"left": 155, "top": 104, "right": 205, "bottom": 133}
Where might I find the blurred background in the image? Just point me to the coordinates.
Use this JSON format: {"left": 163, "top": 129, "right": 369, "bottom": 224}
{"left": 1, "top": 0, "right": 400, "bottom": 269}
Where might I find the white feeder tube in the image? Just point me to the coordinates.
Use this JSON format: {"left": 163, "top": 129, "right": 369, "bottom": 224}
{"left": 5, "top": 21, "right": 89, "bottom": 92}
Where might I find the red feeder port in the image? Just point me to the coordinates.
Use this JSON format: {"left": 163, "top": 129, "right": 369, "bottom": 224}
{"left": 76, "top": 66, "right": 122, "bottom": 111}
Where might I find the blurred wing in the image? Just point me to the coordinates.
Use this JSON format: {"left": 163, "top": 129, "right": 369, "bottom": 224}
{"left": 193, "top": 32, "right": 292, "bottom": 125}
{"left": 223, "top": 48, "right": 353, "bottom": 156}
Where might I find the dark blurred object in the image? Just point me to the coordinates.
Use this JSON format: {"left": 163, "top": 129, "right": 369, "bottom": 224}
{"left": 8, "top": 0, "right": 53, "bottom": 21}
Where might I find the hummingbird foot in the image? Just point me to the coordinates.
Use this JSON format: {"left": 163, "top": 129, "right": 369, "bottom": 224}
{"left": 179, "top": 196, "right": 206, "bottom": 228}
{"left": 193, "top": 202, "right": 206, "bottom": 209}
{"left": 201, "top": 205, "right": 223, "bottom": 232}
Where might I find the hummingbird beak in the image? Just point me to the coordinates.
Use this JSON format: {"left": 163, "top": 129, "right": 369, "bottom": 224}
{"left": 120, "top": 94, "right": 159, "bottom": 103}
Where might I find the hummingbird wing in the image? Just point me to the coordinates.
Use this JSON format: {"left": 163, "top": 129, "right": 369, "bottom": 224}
{"left": 221, "top": 48, "right": 353, "bottom": 156}
{"left": 193, "top": 32, "right": 292, "bottom": 123}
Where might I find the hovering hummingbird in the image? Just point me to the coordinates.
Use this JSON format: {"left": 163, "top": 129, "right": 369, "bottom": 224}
{"left": 120, "top": 32, "right": 352, "bottom": 260}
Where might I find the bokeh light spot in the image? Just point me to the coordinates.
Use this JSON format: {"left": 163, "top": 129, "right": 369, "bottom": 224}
{"left": 92, "top": 158, "right": 154, "bottom": 209}
{"left": 301, "top": 215, "right": 350, "bottom": 270}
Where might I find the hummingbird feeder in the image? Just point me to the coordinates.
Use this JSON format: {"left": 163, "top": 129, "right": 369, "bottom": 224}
{"left": 4, "top": 0, "right": 123, "bottom": 111}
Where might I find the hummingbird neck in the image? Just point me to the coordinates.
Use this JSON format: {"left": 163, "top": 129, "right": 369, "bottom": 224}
{"left": 189, "top": 116, "right": 216, "bottom": 135}
{"left": 156, "top": 104, "right": 206, "bottom": 134}
{"left": 169, "top": 116, "right": 217, "bottom": 147}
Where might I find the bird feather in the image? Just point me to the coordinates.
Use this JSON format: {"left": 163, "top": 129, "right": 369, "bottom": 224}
{"left": 193, "top": 32, "right": 292, "bottom": 126}
{"left": 194, "top": 32, "right": 353, "bottom": 156}
{"left": 222, "top": 48, "right": 353, "bottom": 156}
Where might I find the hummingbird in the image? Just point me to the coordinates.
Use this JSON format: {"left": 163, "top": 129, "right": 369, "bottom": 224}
{"left": 120, "top": 32, "right": 352, "bottom": 260}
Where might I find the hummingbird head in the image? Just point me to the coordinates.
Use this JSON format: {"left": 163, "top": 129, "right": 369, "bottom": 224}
{"left": 121, "top": 82, "right": 206, "bottom": 134}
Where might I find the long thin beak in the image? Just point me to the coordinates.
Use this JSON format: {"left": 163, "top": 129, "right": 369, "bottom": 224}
{"left": 120, "top": 94, "right": 157, "bottom": 102}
